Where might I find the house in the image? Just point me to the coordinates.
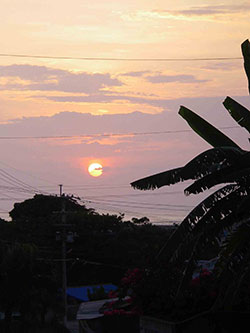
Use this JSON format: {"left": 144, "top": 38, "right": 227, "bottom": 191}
{"left": 76, "top": 296, "right": 139, "bottom": 333}
{"left": 67, "top": 284, "right": 117, "bottom": 303}
{"left": 76, "top": 298, "right": 111, "bottom": 333}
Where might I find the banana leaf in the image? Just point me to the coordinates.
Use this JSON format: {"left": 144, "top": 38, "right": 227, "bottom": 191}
{"left": 223, "top": 96, "right": 250, "bottom": 134}
{"left": 184, "top": 149, "right": 250, "bottom": 195}
{"left": 131, "top": 147, "right": 244, "bottom": 190}
{"left": 179, "top": 106, "right": 240, "bottom": 148}
{"left": 241, "top": 39, "right": 250, "bottom": 94}
{"left": 154, "top": 184, "right": 239, "bottom": 263}
{"left": 166, "top": 185, "right": 244, "bottom": 264}
{"left": 185, "top": 166, "right": 250, "bottom": 195}
{"left": 130, "top": 167, "right": 183, "bottom": 190}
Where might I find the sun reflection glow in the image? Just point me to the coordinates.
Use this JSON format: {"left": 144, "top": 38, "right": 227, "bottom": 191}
{"left": 88, "top": 162, "right": 103, "bottom": 177}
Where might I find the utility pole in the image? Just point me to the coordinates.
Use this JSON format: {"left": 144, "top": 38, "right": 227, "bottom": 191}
{"left": 55, "top": 184, "right": 75, "bottom": 328}
{"left": 59, "top": 184, "right": 63, "bottom": 197}
{"left": 58, "top": 184, "right": 68, "bottom": 328}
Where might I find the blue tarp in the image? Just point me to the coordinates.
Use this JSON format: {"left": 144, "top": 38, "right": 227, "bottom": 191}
{"left": 67, "top": 284, "right": 117, "bottom": 302}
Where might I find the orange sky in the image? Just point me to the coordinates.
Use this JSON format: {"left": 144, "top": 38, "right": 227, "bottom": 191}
{"left": 0, "top": 0, "right": 249, "bottom": 120}
{"left": 0, "top": 1, "right": 249, "bottom": 222}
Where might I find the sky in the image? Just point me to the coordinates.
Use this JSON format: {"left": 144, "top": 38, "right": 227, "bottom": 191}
{"left": 0, "top": 0, "right": 250, "bottom": 223}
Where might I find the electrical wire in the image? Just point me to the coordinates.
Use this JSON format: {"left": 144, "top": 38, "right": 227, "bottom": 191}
{"left": 0, "top": 126, "right": 241, "bottom": 140}
{"left": 84, "top": 199, "right": 191, "bottom": 212}
{"left": 0, "top": 53, "right": 242, "bottom": 62}
{"left": 81, "top": 199, "right": 185, "bottom": 220}
{"left": 0, "top": 169, "right": 45, "bottom": 194}
{"left": 0, "top": 162, "right": 192, "bottom": 223}
{"left": 0, "top": 160, "right": 59, "bottom": 187}
{"left": 83, "top": 197, "right": 194, "bottom": 208}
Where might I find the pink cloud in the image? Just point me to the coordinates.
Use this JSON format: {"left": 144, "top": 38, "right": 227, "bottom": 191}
{"left": 0, "top": 64, "right": 122, "bottom": 93}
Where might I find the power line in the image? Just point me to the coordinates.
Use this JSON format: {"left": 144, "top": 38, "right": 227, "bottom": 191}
{"left": 83, "top": 190, "right": 183, "bottom": 198}
{"left": 77, "top": 197, "right": 185, "bottom": 219}
{"left": 0, "top": 160, "right": 58, "bottom": 187}
{"left": 84, "top": 197, "right": 193, "bottom": 208}
{"left": 0, "top": 169, "right": 44, "bottom": 194}
{"left": 84, "top": 199, "right": 191, "bottom": 212}
{"left": 0, "top": 53, "right": 242, "bottom": 62}
{"left": 0, "top": 126, "right": 241, "bottom": 140}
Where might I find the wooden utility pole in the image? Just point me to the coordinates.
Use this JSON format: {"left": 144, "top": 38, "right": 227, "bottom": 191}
{"left": 59, "top": 184, "right": 63, "bottom": 197}
{"left": 59, "top": 185, "right": 67, "bottom": 327}
{"left": 56, "top": 185, "right": 75, "bottom": 328}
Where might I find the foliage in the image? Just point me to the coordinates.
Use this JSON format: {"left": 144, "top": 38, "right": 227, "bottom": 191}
{"left": 0, "top": 194, "right": 174, "bottom": 308}
{"left": 0, "top": 241, "right": 61, "bottom": 330}
{"left": 9, "top": 194, "right": 88, "bottom": 220}
{"left": 0, "top": 194, "right": 176, "bottom": 330}
{"left": 223, "top": 96, "right": 250, "bottom": 133}
{"left": 129, "top": 39, "right": 250, "bottom": 319}
{"left": 87, "top": 286, "right": 107, "bottom": 301}
{"left": 242, "top": 39, "right": 250, "bottom": 92}
{"left": 179, "top": 105, "right": 240, "bottom": 148}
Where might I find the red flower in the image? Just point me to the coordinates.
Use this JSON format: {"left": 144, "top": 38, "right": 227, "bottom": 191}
{"left": 108, "top": 290, "right": 118, "bottom": 298}
{"left": 191, "top": 276, "right": 200, "bottom": 287}
{"left": 201, "top": 268, "right": 211, "bottom": 277}
{"left": 121, "top": 268, "right": 143, "bottom": 287}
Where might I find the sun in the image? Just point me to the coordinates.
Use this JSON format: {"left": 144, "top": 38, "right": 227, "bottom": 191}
{"left": 88, "top": 162, "right": 103, "bottom": 177}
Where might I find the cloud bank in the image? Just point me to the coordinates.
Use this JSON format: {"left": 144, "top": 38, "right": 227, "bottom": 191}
{"left": 0, "top": 64, "right": 122, "bottom": 93}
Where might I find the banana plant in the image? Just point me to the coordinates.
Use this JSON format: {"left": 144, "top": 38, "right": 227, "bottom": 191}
{"left": 242, "top": 39, "right": 250, "bottom": 93}
{"left": 223, "top": 96, "right": 250, "bottom": 134}
{"left": 130, "top": 39, "right": 250, "bottom": 313}
{"left": 179, "top": 105, "right": 240, "bottom": 148}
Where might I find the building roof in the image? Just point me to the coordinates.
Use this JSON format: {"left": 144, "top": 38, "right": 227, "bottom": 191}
{"left": 76, "top": 298, "right": 112, "bottom": 320}
{"left": 76, "top": 295, "right": 130, "bottom": 321}
{"left": 67, "top": 284, "right": 117, "bottom": 302}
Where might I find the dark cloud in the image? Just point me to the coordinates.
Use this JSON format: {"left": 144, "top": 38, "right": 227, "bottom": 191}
{"left": 0, "top": 64, "right": 122, "bottom": 93}
{"left": 2, "top": 109, "right": 180, "bottom": 138}
{"left": 119, "top": 71, "right": 151, "bottom": 77}
{"left": 35, "top": 93, "right": 216, "bottom": 110}
{"left": 0, "top": 64, "right": 65, "bottom": 81}
{"left": 32, "top": 74, "right": 208, "bottom": 105}
{"left": 145, "top": 74, "right": 208, "bottom": 84}
{"left": 201, "top": 62, "right": 240, "bottom": 71}
{"left": 33, "top": 92, "right": 162, "bottom": 106}
{"left": 155, "top": 4, "right": 250, "bottom": 17}
{"left": 36, "top": 93, "right": 143, "bottom": 103}
{"left": 3, "top": 95, "right": 250, "bottom": 138}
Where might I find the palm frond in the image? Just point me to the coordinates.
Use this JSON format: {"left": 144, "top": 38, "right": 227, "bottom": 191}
{"left": 242, "top": 39, "right": 250, "bottom": 94}
{"left": 169, "top": 185, "right": 249, "bottom": 265}
{"left": 184, "top": 151, "right": 250, "bottom": 195}
{"left": 214, "top": 220, "right": 250, "bottom": 310}
{"left": 174, "top": 236, "right": 201, "bottom": 302}
{"left": 179, "top": 106, "right": 240, "bottom": 148}
{"left": 185, "top": 167, "right": 250, "bottom": 195}
{"left": 219, "top": 221, "right": 250, "bottom": 261}
{"left": 130, "top": 167, "right": 183, "bottom": 190}
{"left": 154, "top": 185, "right": 239, "bottom": 264}
{"left": 223, "top": 96, "right": 250, "bottom": 134}
{"left": 236, "top": 196, "right": 250, "bottom": 219}
{"left": 173, "top": 217, "right": 250, "bottom": 312}
{"left": 131, "top": 147, "right": 244, "bottom": 191}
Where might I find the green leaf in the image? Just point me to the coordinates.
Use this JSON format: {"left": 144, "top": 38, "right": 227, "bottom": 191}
{"left": 241, "top": 39, "right": 250, "bottom": 94}
{"left": 223, "top": 96, "right": 250, "bottom": 134}
{"left": 179, "top": 106, "right": 240, "bottom": 148}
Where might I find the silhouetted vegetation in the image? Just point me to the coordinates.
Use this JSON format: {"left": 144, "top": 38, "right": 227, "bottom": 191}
{"left": 0, "top": 194, "right": 174, "bottom": 330}
{"left": 127, "top": 39, "right": 250, "bottom": 322}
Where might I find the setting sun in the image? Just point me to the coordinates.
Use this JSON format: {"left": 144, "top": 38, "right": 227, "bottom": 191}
{"left": 88, "top": 162, "right": 103, "bottom": 177}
